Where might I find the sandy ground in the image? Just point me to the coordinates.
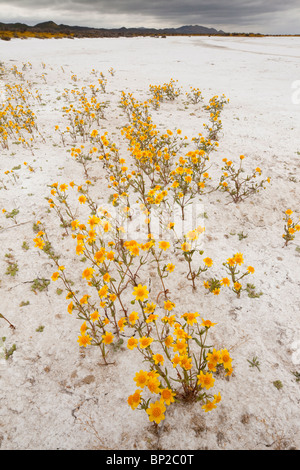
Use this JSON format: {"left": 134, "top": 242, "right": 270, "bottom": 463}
{"left": 0, "top": 35, "right": 299, "bottom": 450}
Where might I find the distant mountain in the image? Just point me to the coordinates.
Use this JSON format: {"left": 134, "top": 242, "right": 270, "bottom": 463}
{"left": 0, "top": 22, "right": 29, "bottom": 31}
{"left": 0, "top": 21, "right": 227, "bottom": 37}
{"left": 163, "top": 25, "right": 225, "bottom": 35}
{"left": 34, "top": 21, "right": 61, "bottom": 29}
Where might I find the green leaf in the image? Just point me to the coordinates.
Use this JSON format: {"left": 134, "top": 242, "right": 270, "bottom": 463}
{"left": 192, "top": 337, "right": 202, "bottom": 347}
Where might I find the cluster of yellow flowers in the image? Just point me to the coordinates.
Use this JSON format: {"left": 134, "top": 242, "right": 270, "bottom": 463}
{"left": 10, "top": 64, "right": 25, "bottom": 80}
{"left": 0, "top": 68, "right": 42, "bottom": 152}
{"left": 117, "top": 88, "right": 235, "bottom": 227}
{"left": 185, "top": 86, "right": 203, "bottom": 105}
{"left": 59, "top": 81, "right": 107, "bottom": 143}
{"left": 174, "top": 227, "right": 212, "bottom": 290}
{"left": 5, "top": 82, "right": 42, "bottom": 106}
{"left": 98, "top": 72, "right": 107, "bottom": 93}
{"left": 203, "top": 94, "right": 229, "bottom": 141}
{"left": 219, "top": 156, "right": 270, "bottom": 203}
{"left": 148, "top": 79, "right": 181, "bottom": 109}
{"left": 0, "top": 161, "right": 34, "bottom": 190}
{"left": 120, "top": 91, "right": 151, "bottom": 122}
{"left": 0, "top": 60, "right": 294, "bottom": 431}
{"left": 31, "top": 75, "right": 275, "bottom": 429}
{"left": 35, "top": 172, "right": 235, "bottom": 424}
{"left": 282, "top": 209, "right": 300, "bottom": 246}
{"left": 0, "top": 30, "right": 71, "bottom": 40}
{"left": 204, "top": 252, "right": 255, "bottom": 298}
{"left": 126, "top": 312, "right": 232, "bottom": 424}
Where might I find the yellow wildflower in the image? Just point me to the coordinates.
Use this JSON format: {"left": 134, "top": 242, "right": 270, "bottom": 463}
{"left": 152, "top": 354, "right": 164, "bottom": 365}
{"left": 127, "top": 390, "right": 141, "bottom": 410}
{"left": 132, "top": 284, "right": 149, "bottom": 302}
{"left": 181, "top": 242, "right": 191, "bottom": 252}
{"left": 181, "top": 312, "right": 199, "bottom": 326}
{"left": 203, "top": 257, "right": 213, "bottom": 267}
{"left": 127, "top": 337, "right": 138, "bottom": 350}
{"left": 202, "top": 400, "right": 217, "bottom": 412}
{"left": 90, "top": 311, "right": 100, "bottom": 322}
{"left": 77, "top": 333, "right": 92, "bottom": 347}
{"left": 197, "top": 371, "right": 215, "bottom": 390}
{"left": 102, "top": 331, "right": 114, "bottom": 345}
{"left": 82, "top": 267, "right": 94, "bottom": 280}
{"left": 158, "top": 240, "right": 170, "bottom": 251}
{"left": 164, "top": 300, "right": 175, "bottom": 311}
{"left": 201, "top": 319, "right": 217, "bottom": 328}
{"left": 139, "top": 336, "right": 154, "bottom": 349}
{"left": 233, "top": 252, "right": 244, "bottom": 265}
{"left": 134, "top": 370, "right": 149, "bottom": 388}
{"left": 128, "top": 311, "right": 139, "bottom": 325}
{"left": 146, "top": 401, "right": 166, "bottom": 424}
{"left": 51, "top": 272, "right": 59, "bottom": 281}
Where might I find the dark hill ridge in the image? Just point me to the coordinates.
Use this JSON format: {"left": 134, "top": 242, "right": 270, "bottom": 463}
{"left": 0, "top": 20, "right": 226, "bottom": 37}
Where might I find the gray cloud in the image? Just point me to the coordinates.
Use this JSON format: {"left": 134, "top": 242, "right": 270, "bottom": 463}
{"left": 0, "top": 0, "right": 299, "bottom": 34}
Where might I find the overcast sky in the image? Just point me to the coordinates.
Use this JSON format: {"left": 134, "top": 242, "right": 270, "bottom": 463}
{"left": 0, "top": 0, "right": 299, "bottom": 34}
